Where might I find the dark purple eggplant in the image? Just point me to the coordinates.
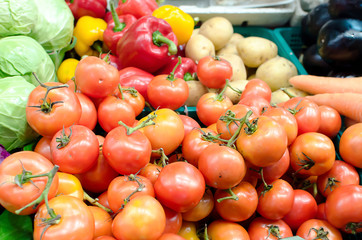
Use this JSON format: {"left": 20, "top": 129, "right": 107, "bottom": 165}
{"left": 302, "top": 44, "right": 332, "bottom": 76}
{"left": 329, "top": 0, "right": 362, "bottom": 20}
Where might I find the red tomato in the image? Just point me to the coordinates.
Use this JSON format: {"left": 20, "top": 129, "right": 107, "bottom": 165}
{"left": 112, "top": 195, "right": 166, "bottom": 240}
{"left": 163, "top": 206, "right": 183, "bottom": 234}
{"left": 158, "top": 233, "right": 187, "bottom": 240}
{"left": 282, "top": 189, "right": 318, "bottom": 231}
{"left": 178, "top": 221, "right": 200, "bottom": 240}
{"left": 296, "top": 219, "right": 342, "bottom": 240}
{"left": 154, "top": 162, "right": 205, "bottom": 213}
{"left": 139, "top": 162, "right": 163, "bottom": 185}
{"left": 236, "top": 116, "right": 288, "bottom": 167}
{"left": 256, "top": 179, "right": 294, "bottom": 220}
{"left": 317, "top": 160, "right": 360, "bottom": 197}
{"left": 262, "top": 149, "right": 290, "bottom": 184}
{"left": 26, "top": 82, "right": 82, "bottom": 137}
{"left": 196, "top": 92, "right": 233, "bottom": 126}
{"left": 207, "top": 220, "right": 250, "bottom": 240}
{"left": 75, "top": 136, "right": 119, "bottom": 193}
{"left": 0, "top": 151, "right": 59, "bottom": 215}
{"left": 238, "top": 96, "right": 271, "bottom": 116}
{"left": 262, "top": 107, "right": 298, "bottom": 146}
{"left": 283, "top": 97, "right": 321, "bottom": 135}
{"left": 114, "top": 86, "right": 145, "bottom": 116}
{"left": 97, "top": 191, "right": 111, "bottom": 210}
{"left": 289, "top": 132, "right": 335, "bottom": 176}
{"left": 107, "top": 175, "right": 155, "bottom": 213}
{"left": 75, "top": 56, "right": 120, "bottom": 98}
{"left": 198, "top": 145, "right": 246, "bottom": 189}
{"left": 318, "top": 105, "right": 342, "bottom": 138}
{"left": 56, "top": 172, "right": 84, "bottom": 200}
{"left": 197, "top": 56, "right": 233, "bottom": 89}
{"left": 34, "top": 136, "right": 53, "bottom": 161}
{"left": 103, "top": 124, "right": 152, "bottom": 175}
{"left": 88, "top": 206, "right": 113, "bottom": 238}
{"left": 147, "top": 74, "right": 189, "bottom": 110}
{"left": 316, "top": 203, "right": 328, "bottom": 221}
{"left": 75, "top": 92, "right": 97, "bottom": 130}
{"left": 339, "top": 123, "right": 362, "bottom": 168}
{"left": 33, "top": 195, "right": 95, "bottom": 240}
{"left": 325, "top": 184, "right": 362, "bottom": 233}
{"left": 247, "top": 217, "right": 293, "bottom": 240}
{"left": 239, "top": 78, "right": 272, "bottom": 102}
{"left": 97, "top": 95, "right": 136, "bottom": 132}
{"left": 214, "top": 181, "right": 258, "bottom": 222}
{"left": 178, "top": 114, "right": 201, "bottom": 138}
{"left": 182, "top": 188, "right": 215, "bottom": 222}
{"left": 50, "top": 125, "right": 99, "bottom": 174}
{"left": 94, "top": 236, "right": 116, "bottom": 240}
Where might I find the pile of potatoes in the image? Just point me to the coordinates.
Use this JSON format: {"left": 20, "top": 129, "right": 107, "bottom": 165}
{"left": 184, "top": 16, "right": 307, "bottom": 106}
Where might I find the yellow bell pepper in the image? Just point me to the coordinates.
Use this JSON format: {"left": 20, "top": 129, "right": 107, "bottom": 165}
{"left": 152, "top": 5, "right": 194, "bottom": 45}
{"left": 57, "top": 58, "right": 79, "bottom": 84}
{"left": 73, "top": 16, "right": 107, "bottom": 57}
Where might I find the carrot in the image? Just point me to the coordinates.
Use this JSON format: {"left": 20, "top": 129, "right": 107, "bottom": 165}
{"left": 305, "top": 93, "right": 362, "bottom": 123}
{"left": 289, "top": 75, "right": 362, "bottom": 94}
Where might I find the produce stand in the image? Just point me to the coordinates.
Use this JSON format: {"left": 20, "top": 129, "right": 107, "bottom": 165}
{"left": 0, "top": 0, "right": 361, "bottom": 239}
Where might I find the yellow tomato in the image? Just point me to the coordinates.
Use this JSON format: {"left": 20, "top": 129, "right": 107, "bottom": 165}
{"left": 178, "top": 221, "right": 200, "bottom": 240}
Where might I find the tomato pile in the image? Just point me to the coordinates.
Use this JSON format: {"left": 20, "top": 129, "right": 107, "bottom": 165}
{"left": 1, "top": 1, "right": 362, "bottom": 240}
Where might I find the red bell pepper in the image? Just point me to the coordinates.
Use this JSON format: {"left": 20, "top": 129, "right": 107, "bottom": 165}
{"left": 118, "top": 67, "right": 154, "bottom": 101}
{"left": 101, "top": 53, "right": 123, "bottom": 70}
{"left": 103, "top": 2, "right": 137, "bottom": 55}
{"left": 116, "top": 0, "right": 158, "bottom": 19}
{"left": 66, "top": 0, "right": 107, "bottom": 20}
{"left": 116, "top": 16, "right": 178, "bottom": 74}
{"left": 156, "top": 57, "right": 197, "bottom": 81}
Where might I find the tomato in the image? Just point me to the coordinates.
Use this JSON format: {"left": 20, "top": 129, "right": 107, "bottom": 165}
{"left": 94, "top": 236, "right": 116, "bottom": 240}
{"left": 236, "top": 116, "right": 288, "bottom": 167}
{"left": 107, "top": 175, "right": 154, "bottom": 213}
{"left": 97, "top": 191, "right": 111, "bottom": 210}
{"left": 317, "top": 105, "right": 342, "bottom": 138}
{"left": 88, "top": 206, "right": 113, "bottom": 238}
{"left": 50, "top": 125, "right": 99, "bottom": 174}
{"left": 139, "top": 109, "right": 184, "bottom": 156}
{"left": 182, "top": 188, "right": 214, "bottom": 222}
{"left": 163, "top": 206, "right": 183, "bottom": 234}
{"left": 114, "top": 86, "right": 145, "bottom": 117}
{"left": 178, "top": 114, "right": 201, "bottom": 138}
{"left": 296, "top": 219, "right": 342, "bottom": 240}
{"left": 316, "top": 203, "right": 328, "bottom": 221}
{"left": 207, "top": 220, "right": 250, "bottom": 240}
{"left": 207, "top": 123, "right": 218, "bottom": 133}
{"left": 182, "top": 128, "right": 219, "bottom": 167}
{"left": 317, "top": 160, "right": 360, "bottom": 197}
{"left": 158, "top": 233, "right": 187, "bottom": 240}
{"left": 178, "top": 221, "right": 200, "bottom": 240}
{"left": 262, "top": 149, "right": 290, "bottom": 184}
{"left": 198, "top": 145, "right": 246, "bottom": 189}
{"left": 139, "top": 162, "right": 163, "bottom": 185}
{"left": 239, "top": 78, "right": 272, "bottom": 102}
{"left": 262, "top": 107, "right": 298, "bottom": 146}
{"left": 26, "top": 82, "right": 82, "bottom": 137}
{"left": 154, "top": 162, "right": 205, "bottom": 213}
{"left": 34, "top": 136, "right": 53, "bottom": 161}
{"left": 76, "top": 136, "right": 119, "bottom": 193}
{"left": 282, "top": 189, "right": 318, "bottom": 231}
{"left": 214, "top": 181, "right": 258, "bottom": 222}
{"left": 33, "top": 195, "right": 95, "bottom": 240}
{"left": 103, "top": 124, "right": 152, "bottom": 175}
{"left": 325, "top": 184, "right": 362, "bottom": 233}
{"left": 147, "top": 74, "right": 189, "bottom": 110}
{"left": 283, "top": 97, "right": 321, "bottom": 135}
{"left": 197, "top": 56, "right": 233, "bottom": 89}
{"left": 0, "top": 151, "right": 59, "bottom": 215}
{"left": 97, "top": 95, "right": 136, "bottom": 132}
{"left": 289, "top": 132, "right": 335, "bottom": 176}
{"left": 339, "top": 123, "right": 362, "bottom": 168}
{"left": 56, "top": 172, "right": 84, "bottom": 200}
{"left": 196, "top": 92, "right": 233, "bottom": 126}
{"left": 256, "top": 179, "right": 294, "bottom": 220}
{"left": 112, "top": 195, "right": 166, "bottom": 240}
{"left": 247, "top": 217, "right": 293, "bottom": 240}
{"left": 238, "top": 96, "right": 271, "bottom": 116}
{"left": 75, "top": 56, "right": 120, "bottom": 98}
{"left": 75, "top": 92, "right": 98, "bottom": 130}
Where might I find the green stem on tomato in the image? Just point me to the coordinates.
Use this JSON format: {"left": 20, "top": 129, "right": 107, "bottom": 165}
{"left": 216, "top": 188, "right": 239, "bottom": 203}
{"left": 83, "top": 191, "right": 112, "bottom": 213}
{"left": 226, "top": 110, "right": 253, "bottom": 147}
{"left": 118, "top": 113, "right": 157, "bottom": 135}
{"left": 152, "top": 148, "right": 169, "bottom": 167}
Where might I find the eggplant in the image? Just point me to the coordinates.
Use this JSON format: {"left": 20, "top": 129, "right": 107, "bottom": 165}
{"left": 329, "top": 0, "right": 362, "bottom": 20}
{"left": 301, "top": 3, "right": 332, "bottom": 46}
{"left": 302, "top": 44, "right": 332, "bottom": 76}
{"left": 317, "top": 18, "right": 362, "bottom": 68}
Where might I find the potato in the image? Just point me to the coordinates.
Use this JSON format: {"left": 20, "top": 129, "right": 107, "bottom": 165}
{"left": 216, "top": 33, "right": 244, "bottom": 55}
{"left": 224, "top": 79, "right": 249, "bottom": 104}
{"left": 228, "top": 33, "right": 244, "bottom": 45}
{"left": 271, "top": 89, "right": 290, "bottom": 106}
{"left": 283, "top": 86, "right": 310, "bottom": 98}
{"left": 198, "top": 17, "right": 234, "bottom": 50}
{"left": 237, "top": 37, "right": 278, "bottom": 68}
{"left": 255, "top": 56, "right": 298, "bottom": 92}
{"left": 185, "top": 34, "right": 215, "bottom": 64}
{"left": 185, "top": 80, "right": 209, "bottom": 107}
{"left": 218, "top": 53, "right": 247, "bottom": 81}
{"left": 190, "top": 29, "right": 200, "bottom": 38}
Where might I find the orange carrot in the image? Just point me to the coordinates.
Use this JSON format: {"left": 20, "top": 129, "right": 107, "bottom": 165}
{"left": 289, "top": 75, "right": 362, "bottom": 94}
{"left": 305, "top": 93, "right": 362, "bottom": 123}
